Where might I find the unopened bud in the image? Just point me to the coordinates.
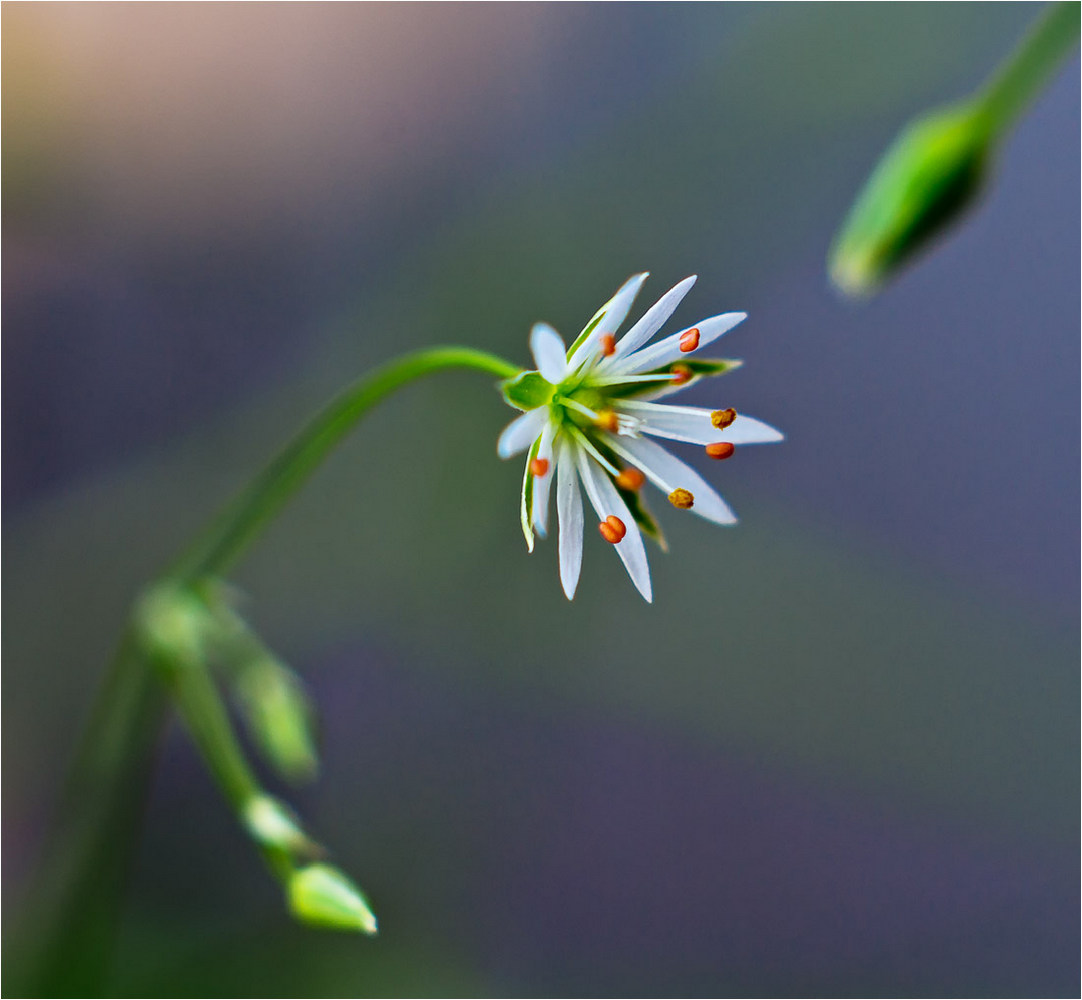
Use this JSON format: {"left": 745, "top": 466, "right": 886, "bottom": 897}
{"left": 243, "top": 795, "right": 318, "bottom": 856}
{"left": 237, "top": 658, "right": 319, "bottom": 783}
{"left": 288, "top": 864, "right": 378, "bottom": 935}
{"left": 829, "top": 102, "right": 989, "bottom": 297}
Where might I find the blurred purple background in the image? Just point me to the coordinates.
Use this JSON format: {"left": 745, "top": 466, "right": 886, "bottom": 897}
{"left": 4, "top": 5, "right": 1078, "bottom": 996}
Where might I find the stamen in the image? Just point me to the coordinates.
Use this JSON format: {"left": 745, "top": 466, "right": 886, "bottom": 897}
{"left": 600, "top": 333, "right": 616, "bottom": 357}
{"left": 561, "top": 397, "right": 600, "bottom": 422}
{"left": 705, "top": 442, "right": 735, "bottom": 460}
{"left": 598, "top": 515, "right": 627, "bottom": 543}
{"left": 710, "top": 407, "right": 737, "bottom": 430}
{"left": 530, "top": 457, "right": 550, "bottom": 476}
{"left": 678, "top": 328, "right": 700, "bottom": 353}
{"left": 569, "top": 427, "right": 620, "bottom": 476}
{"left": 595, "top": 409, "right": 620, "bottom": 433}
{"left": 670, "top": 363, "right": 693, "bottom": 385}
{"left": 668, "top": 488, "right": 695, "bottom": 509}
{"left": 615, "top": 468, "right": 646, "bottom": 491}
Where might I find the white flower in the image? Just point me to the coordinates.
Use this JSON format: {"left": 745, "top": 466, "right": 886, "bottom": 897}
{"left": 498, "top": 273, "right": 783, "bottom": 601}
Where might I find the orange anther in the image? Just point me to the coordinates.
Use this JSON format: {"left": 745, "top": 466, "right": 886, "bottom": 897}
{"left": 600, "top": 333, "right": 616, "bottom": 356}
{"left": 710, "top": 407, "right": 737, "bottom": 430}
{"left": 678, "top": 328, "right": 700, "bottom": 353}
{"left": 615, "top": 467, "right": 645, "bottom": 491}
{"left": 670, "top": 363, "right": 693, "bottom": 385}
{"left": 598, "top": 515, "right": 627, "bottom": 543}
{"left": 595, "top": 410, "right": 620, "bottom": 432}
{"left": 668, "top": 488, "right": 695, "bottom": 509}
{"left": 530, "top": 457, "right": 550, "bottom": 477}
{"left": 705, "top": 441, "right": 735, "bottom": 460}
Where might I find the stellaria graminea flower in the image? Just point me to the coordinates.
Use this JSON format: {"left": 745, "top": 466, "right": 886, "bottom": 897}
{"left": 498, "top": 273, "right": 783, "bottom": 601}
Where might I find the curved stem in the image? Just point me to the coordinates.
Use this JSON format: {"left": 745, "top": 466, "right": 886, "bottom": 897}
{"left": 172, "top": 346, "right": 518, "bottom": 582}
{"left": 975, "top": 2, "right": 1079, "bottom": 136}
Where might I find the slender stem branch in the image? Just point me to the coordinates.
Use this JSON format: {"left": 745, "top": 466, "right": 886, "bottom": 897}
{"left": 172, "top": 346, "right": 518, "bottom": 582}
{"left": 975, "top": 2, "right": 1080, "bottom": 136}
{"left": 20, "top": 344, "right": 520, "bottom": 995}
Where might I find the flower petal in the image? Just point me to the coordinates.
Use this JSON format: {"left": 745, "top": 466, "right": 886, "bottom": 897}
{"left": 718, "top": 414, "right": 785, "bottom": 444}
{"left": 497, "top": 407, "right": 548, "bottom": 459}
{"left": 612, "top": 312, "right": 746, "bottom": 376}
{"left": 616, "top": 401, "right": 721, "bottom": 445}
{"left": 575, "top": 448, "right": 652, "bottom": 602}
{"left": 531, "top": 421, "right": 558, "bottom": 536}
{"left": 556, "top": 438, "right": 584, "bottom": 600}
{"left": 616, "top": 402, "right": 783, "bottom": 447}
{"left": 566, "top": 272, "right": 649, "bottom": 371}
{"left": 530, "top": 323, "right": 569, "bottom": 384}
{"left": 605, "top": 275, "right": 697, "bottom": 365}
{"left": 603, "top": 432, "right": 737, "bottom": 526}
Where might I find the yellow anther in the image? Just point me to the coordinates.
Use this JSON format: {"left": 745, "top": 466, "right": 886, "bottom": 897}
{"left": 710, "top": 407, "right": 737, "bottom": 430}
{"left": 595, "top": 410, "right": 620, "bottom": 433}
{"left": 668, "top": 488, "right": 694, "bottom": 509}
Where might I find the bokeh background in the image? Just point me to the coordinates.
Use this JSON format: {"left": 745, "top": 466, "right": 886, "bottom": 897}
{"left": 4, "top": 4, "right": 1078, "bottom": 996}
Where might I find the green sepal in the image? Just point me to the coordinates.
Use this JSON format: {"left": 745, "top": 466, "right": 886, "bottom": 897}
{"left": 618, "top": 484, "right": 667, "bottom": 552}
{"left": 501, "top": 371, "right": 554, "bottom": 411}
{"left": 520, "top": 436, "right": 541, "bottom": 552}
{"left": 606, "top": 358, "right": 744, "bottom": 398}
{"left": 565, "top": 305, "right": 608, "bottom": 359}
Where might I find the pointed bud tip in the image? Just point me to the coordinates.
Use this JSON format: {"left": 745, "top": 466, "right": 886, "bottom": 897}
{"left": 288, "top": 864, "right": 378, "bottom": 935}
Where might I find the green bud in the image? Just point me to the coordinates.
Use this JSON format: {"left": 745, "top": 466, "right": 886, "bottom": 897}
{"left": 829, "top": 102, "right": 990, "bottom": 297}
{"left": 242, "top": 794, "right": 319, "bottom": 857}
{"left": 501, "top": 370, "right": 554, "bottom": 411}
{"left": 236, "top": 657, "right": 319, "bottom": 783}
{"left": 287, "top": 864, "right": 378, "bottom": 935}
{"left": 135, "top": 585, "right": 214, "bottom": 673}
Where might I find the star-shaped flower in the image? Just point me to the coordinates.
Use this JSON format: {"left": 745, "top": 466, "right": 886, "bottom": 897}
{"left": 498, "top": 273, "right": 782, "bottom": 601}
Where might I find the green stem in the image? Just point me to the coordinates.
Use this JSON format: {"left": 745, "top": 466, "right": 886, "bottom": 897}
{"left": 172, "top": 346, "right": 518, "bottom": 582}
{"left": 975, "top": 2, "right": 1080, "bottom": 136}
{"left": 14, "top": 632, "right": 166, "bottom": 996}
{"left": 20, "top": 345, "right": 519, "bottom": 995}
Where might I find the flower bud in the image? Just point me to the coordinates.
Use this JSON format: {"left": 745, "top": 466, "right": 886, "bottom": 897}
{"left": 135, "top": 585, "right": 215, "bottom": 673}
{"left": 242, "top": 794, "right": 319, "bottom": 856}
{"left": 288, "top": 864, "right": 378, "bottom": 935}
{"left": 236, "top": 656, "right": 319, "bottom": 783}
{"left": 829, "top": 102, "right": 989, "bottom": 297}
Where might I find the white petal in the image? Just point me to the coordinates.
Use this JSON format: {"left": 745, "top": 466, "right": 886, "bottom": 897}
{"left": 612, "top": 312, "right": 746, "bottom": 376}
{"left": 531, "top": 421, "right": 557, "bottom": 536}
{"left": 605, "top": 275, "right": 697, "bottom": 365}
{"left": 497, "top": 408, "right": 548, "bottom": 459}
{"left": 604, "top": 433, "right": 737, "bottom": 526}
{"left": 617, "top": 401, "right": 721, "bottom": 445}
{"left": 575, "top": 448, "right": 652, "bottom": 602}
{"left": 567, "top": 272, "right": 649, "bottom": 371}
{"left": 530, "top": 323, "right": 569, "bottom": 384}
{"left": 615, "top": 403, "right": 783, "bottom": 446}
{"left": 555, "top": 438, "right": 584, "bottom": 600}
{"left": 717, "top": 415, "right": 784, "bottom": 444}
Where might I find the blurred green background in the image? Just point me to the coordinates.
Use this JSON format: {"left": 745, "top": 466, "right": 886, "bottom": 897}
{"left": 4, "top": 4, "right": 1078, "bottom": 996}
